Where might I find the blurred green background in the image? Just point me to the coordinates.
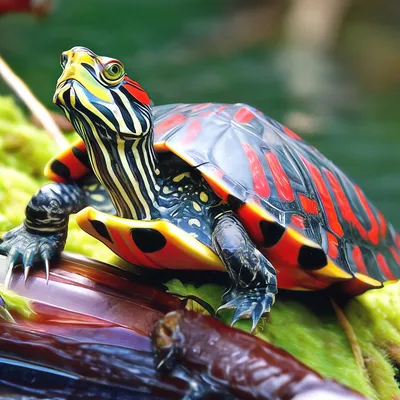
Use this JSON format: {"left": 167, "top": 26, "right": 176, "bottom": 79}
{"left": 1, "top": 0, "right": 399, "bottom": 227}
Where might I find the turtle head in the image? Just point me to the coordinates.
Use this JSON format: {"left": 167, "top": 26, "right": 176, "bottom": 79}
{"left": 53, "top": 46, "right": 152, "bottom": 140}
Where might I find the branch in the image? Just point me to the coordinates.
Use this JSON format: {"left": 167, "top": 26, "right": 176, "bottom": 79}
{"left": 0, "top": 56, "right": 69, "bottom": 150}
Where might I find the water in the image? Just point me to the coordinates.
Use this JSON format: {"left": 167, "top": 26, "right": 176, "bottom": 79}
{"left": 1, "top": 0, "right": 399, "bottom": 228}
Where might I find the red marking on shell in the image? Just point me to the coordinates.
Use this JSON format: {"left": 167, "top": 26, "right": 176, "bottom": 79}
{"left": 198, "top": 111, "right": 213, "bottom": 118}
{"left": 352, "top": 246, "right": 368, "bottom": 275}
{"left": 183, "top": 119, "right": 202, "bottom": 144}
{"left": 354, "top": 185, "right": 379, "bottom": 246}
{"left": 283, "top": 126, "right": 302, "bottom": 140}
{"left": 377, "top": 211, "right": 387, "bottom": 240}
{"left": 376, "top": 253, "right": 396, "bottom": 280}
{"left": 390, "top": 247, "right": 400, "bottom": 265}
{"left": 299, "top": 194, "right": 319, "bottom": 214}
{"left": 122, "top": 77, "right": 151, "bottom": 105}
{"left": 216, "top": 105, "right": 227, "bottom": 114}
{"left": 265, "top": 152, "right": 294, "bottom": 202}
{"left": 242, "top": 143, "right": 270, "bottom": 197}
{"left": 300, "top": 157, "right": 343, "bottom": 237}
{"left": 291, "top": 214, "right": 305, "bottom": 228}
{"left": 326, "top": 232, "right": 339, "bottom": 259}
{"left": 192, "top": 103, "right": 212, "bottom": 111}
{"left": 324, "top": 170, "right": 368, "bottom": 241}
{"left": 396, "top": 234, "right": 400, "bottom": 248}
{"left": 234, "top": 107, "right": 255, "bottom": 124}
{"left": 154, "top": 113, "right": 187, "bottom": 135}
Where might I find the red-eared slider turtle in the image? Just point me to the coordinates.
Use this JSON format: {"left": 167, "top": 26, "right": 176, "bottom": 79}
{"left": 1, "top": 46, "right": 399, "bottom": 331}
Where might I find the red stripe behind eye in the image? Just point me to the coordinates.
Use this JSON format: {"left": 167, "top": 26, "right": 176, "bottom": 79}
{"left": 123, "top": 77, "right": 151, "bottom": 105}
{"left": 265, "top": 152, "right": 294, "bottom": 202}
{"left": 300, "top": 156, "right": 343, "bottom": 237}
{"left": 242, "top": 143, "right": 270, "bottom": 197}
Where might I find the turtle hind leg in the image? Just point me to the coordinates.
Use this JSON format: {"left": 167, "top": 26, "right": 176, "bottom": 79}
{"left": 212, "top": 212, "right": 277, "bottom": 332}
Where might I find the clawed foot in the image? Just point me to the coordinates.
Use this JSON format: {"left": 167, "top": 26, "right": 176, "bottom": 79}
{"left": 217, "top": 286, "right": 276, "bottom": 332}
{"left": 0, "top": 224, "right": 66, "bottom": 287}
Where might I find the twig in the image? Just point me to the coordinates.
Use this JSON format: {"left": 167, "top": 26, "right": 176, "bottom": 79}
{"left": 0, "top": 56, "right": 69, "bottom": 150}
{"left": 330, "top": 298, "right": 367, "bottom": 373}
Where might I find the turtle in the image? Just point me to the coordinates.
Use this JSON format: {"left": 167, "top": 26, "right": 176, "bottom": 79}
{"left": 1, "top": 46, "right": 399, "bottom": 331}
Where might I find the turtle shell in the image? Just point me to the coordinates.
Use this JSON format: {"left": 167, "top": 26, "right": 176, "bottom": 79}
{"left": 150, "top": 103, "right": 400, "bottom": 293}
{"left": 45, "top": 103, "right": 400, "bottom": 294}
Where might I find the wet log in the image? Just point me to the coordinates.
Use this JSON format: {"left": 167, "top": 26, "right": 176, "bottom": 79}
{"left": 0, "top": 253, "right": 366, "bottom": 399}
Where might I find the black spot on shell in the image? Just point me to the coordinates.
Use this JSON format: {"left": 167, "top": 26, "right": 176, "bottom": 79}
{"left": 227, "top": 195, "right": 245, "bottom": 212}
{"left": 260, "top": 220, "right": 285, "bottom": 247}
{"left": 72, "top": 146, "right": 90, "bottom": 168}
{"left": 51, "top": 160, "right": 71, "bottom": 180}
{"left": 298, "top": 245, "right": 327, "bottom": 269}
{"left": 131, "top": 228, "right": 167, "bottom": 253}
{"left": 89, "top": 220, "right": 113, "bottom": 243}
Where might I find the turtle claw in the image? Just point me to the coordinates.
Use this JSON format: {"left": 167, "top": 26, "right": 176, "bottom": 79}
{"left": 4, "top": 255, "right": 17, "bottom": 289}
{"left": 24, "top": 265, "right": 31, "bottom": 283}
{"left": 217, "top": 287, "right": 276, "bottom": 332}
{"left": 0, "top": 224, "right": 66, "bottom": 286}
{"left": 45, "top": 258, "right": 50, "bottom": 284}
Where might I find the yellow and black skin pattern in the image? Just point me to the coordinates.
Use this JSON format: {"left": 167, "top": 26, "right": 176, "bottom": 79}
{"left": 1, "top": 46, "right": 399, "bottom": 331}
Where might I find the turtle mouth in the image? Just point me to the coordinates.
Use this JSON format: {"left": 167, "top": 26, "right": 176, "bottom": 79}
{"left": 53, "top": 79, "right": 81, "bottom": 109}
{"left": 54, "top": 80, "right": 72, "bottom": 107}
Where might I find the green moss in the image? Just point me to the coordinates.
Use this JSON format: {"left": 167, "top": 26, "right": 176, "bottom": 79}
{"left": 346, "top": 282, "right": 400, "bottom": 398}
{"left": 0, "top": 95, "right": 118, "bottom": 263}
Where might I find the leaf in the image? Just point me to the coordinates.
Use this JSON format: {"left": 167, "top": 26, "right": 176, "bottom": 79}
{"left": 0, "top": 284, "right": 35, "bottom": 320}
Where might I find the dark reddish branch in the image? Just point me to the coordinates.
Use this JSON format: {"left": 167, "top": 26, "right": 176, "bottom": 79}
{"left": 1, "top": 254, "right": 365, "bottom": 399}
{"left": 153, "top": 310, "right": 367, "bottom": 400}
{"left": 0, "top": 323, "right": 188, "bottom": 399}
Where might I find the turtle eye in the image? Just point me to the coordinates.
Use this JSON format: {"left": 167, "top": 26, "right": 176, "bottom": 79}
{"left": 102, "top": 61, "right": 125, "bottom": 84}
{"left": 60, "top": 53, "right": 68, "bottom": 69}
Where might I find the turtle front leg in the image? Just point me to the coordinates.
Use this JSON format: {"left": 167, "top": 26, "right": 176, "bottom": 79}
{"left": 212, "top": 212, "right": 277, "bottom": 332}
{"left": 0, "top": 182, "right": 87, "bottom": 285}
